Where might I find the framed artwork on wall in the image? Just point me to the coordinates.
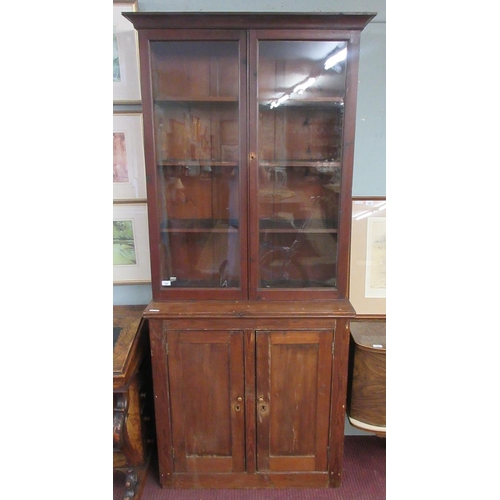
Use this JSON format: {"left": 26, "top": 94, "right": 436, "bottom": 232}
{"left": 113, "top": 112, "right": 147, "bottom": 201}
{"left": 349, "top": 198, "right": 386, "bottom": 316}
{"left": 113, "top": 1, "right": 141, "bottom": 103}
{"left": 113, "top": 203, "right": 151, "bottom": 284}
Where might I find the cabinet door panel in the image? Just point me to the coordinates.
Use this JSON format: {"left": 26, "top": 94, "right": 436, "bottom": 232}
{"left": 256, "top": 330, "right": 333, "bottom": 472}
{"left": 167, "top": 330, "right": 245, "bottom": 473}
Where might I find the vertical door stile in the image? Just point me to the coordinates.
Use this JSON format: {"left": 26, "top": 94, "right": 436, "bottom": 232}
{"left": 166, "top": 331, "right": 187, "bottom": 473}
{"left": 239, "top": 30, "right": 250, "bottom": 299}
{"left": 315, "top": 330, "right": 334, "bottom": 471}
{"left": 244, "top": 328, "right": 257, "bottom": 473}
{"left": 230, "top": 331, "right": 246, "bottom": 472}
{"left": 255, "top": 330, "right": 271, "bottom": 471}
{"left": 247, "top": 30, "right": 259, "bottom": 300}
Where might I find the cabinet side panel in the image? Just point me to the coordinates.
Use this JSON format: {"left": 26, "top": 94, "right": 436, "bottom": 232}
{"left": 148, "top": 320, "right": 174, "bottom": 486}
{"left": 328, "top": 319, "right": 350, "bottom": 486}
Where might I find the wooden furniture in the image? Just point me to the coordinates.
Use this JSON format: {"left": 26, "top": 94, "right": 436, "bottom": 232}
{"left": 347, "top": 319, "right": 386, "bottom": 437}
{"left": 124, "top": 12, "right": 375, "bottom": 489}
{"left": 113, "top": 305, "right": 155, "bottom": 500}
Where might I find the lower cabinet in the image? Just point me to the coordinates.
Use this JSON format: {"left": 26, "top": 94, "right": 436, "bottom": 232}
{"left": 145, "top": 300, "right": 354, "bottom": 488}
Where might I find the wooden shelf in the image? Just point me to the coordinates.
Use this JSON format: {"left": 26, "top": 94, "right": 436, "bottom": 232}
{"left": 259, "top": 228, "right": 337, "bottom": 234}
{"left": 160, "top": 219, "right": 239, "bottom": 233}
{"left": 260, "top": 160, "right": 340, "bottom": 168}
{"left": 159, "top": 160, "right": 238, "bottom": 167}
{"left": 156, "top": 96, "right": 239, "bottom": 103}
{"left": 259, "top": 218, "right": 337, "bottom": 232}
{"left": 259, "top": 97, "right": 344, "bottom": 107}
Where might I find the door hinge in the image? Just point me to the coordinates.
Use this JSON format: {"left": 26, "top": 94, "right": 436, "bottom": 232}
{"left": 165, "top": 343, "right": 169, "bottom": 355}
{"left": 332, "top": 341, "right": 335, "bottom": 355}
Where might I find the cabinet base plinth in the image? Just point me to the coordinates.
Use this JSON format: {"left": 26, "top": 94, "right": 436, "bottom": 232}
{"left": 160, "top": 472, "right": 335, "bottom": 489}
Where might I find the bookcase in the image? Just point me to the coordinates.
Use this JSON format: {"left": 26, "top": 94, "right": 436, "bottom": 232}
{"left": 124, "top": 12, "right": 375, "bottom": 488}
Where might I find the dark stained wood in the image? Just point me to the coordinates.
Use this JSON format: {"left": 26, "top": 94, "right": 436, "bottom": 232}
{"left": 144, "top": 299, "right": 355, "bottom": 319}
{"left": 256, "top": 330, "right": 333, "bottom": 472}
{"left": 328, "top": 318, "right": 351, "bottom": 487}
{"left": 124, "top": 12, "right": 376, "bottom": 31}
{"left": 167, "top": 330, "right": 245, "bottom": 474}
{"left": 144, "top": 301, "right": 353, "bottom": 488}
{"left": 244, "top": 329, "right": 257, "bottom": 474}
{"left": 135, "top": 28, "right": 248, "bottom": 302}
{"left": 143, "top": 295, "right": 355, "bottom": 488}
{"left": 336, "top": 31, "right": 361, "bottom": 297}
{"left": 113, "top": 305, "right": 148, "bottom": 390}
{"left": 113, "top": 305, "right": 155, "bottom": 499}
{"left": 246, "top": 26, "right": 363, "bottom": 301}
{"left": 125, "top": 12, "right": 374, "bottom": 489}
{"left": 168, "top": 471, "right": 330, "bottom": 488}
{"left": 148, "top": 320, "right": 174, "bottom": 487}
{"left": 347, "top": 320, "right": 386, "bottom": 433}
{"left": 130, "top": 14, "right": 371, "bottom": 301}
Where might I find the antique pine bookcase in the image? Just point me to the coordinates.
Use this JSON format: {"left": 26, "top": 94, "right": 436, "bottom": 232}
{"left": 124, "top": 12, "right": 375, "bottom": 489}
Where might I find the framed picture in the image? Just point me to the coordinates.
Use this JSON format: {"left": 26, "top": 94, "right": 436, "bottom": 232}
{"left": 349, "top": 198, "right": 386, "bottom": 316}
{"left": 113, "top": 203, "right": 151, "bottom": 284}
{"left": 113, "top": 1, "right": 141, "bottom": 103}
{"left": 113, "top": 112, "right": 147, "bottom": 201}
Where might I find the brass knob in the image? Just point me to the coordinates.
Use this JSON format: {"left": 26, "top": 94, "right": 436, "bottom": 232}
{"left": 237, "top": 396, "right": 243, "bottom": 402}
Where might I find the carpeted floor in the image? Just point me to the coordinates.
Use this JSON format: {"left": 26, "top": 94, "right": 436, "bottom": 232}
{"left": 114, "top": 436, "right": 386, "bottom": 500}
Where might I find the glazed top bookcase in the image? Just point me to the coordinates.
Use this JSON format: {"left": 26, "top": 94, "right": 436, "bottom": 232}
{"left": 124, "top": 12, "right": 375, "bottom": 490}
{"left": 124, "top": 12, "right": 374, "bottom": 302}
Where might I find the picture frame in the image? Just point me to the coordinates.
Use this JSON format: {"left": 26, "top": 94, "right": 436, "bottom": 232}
{"left": 113, "top": 112, "right": 147, "bottom": 201}
{"left": 113, "top": 1, "right": 141, "bottom": 103}
{"left": 349, "top": 198, "right": 386, "bottom": 316}
{"left": 113, "top": 203, "right": 151, "bottom": 284}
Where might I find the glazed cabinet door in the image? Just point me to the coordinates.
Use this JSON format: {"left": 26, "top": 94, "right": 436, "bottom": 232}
{"left": 167, "top": 330, "right": 245, "bottom": 473}
{"left": 249, "top": 31, "right": 360, "bottom": 300}
{"left": 142, "top": 31, "right": 248, "bottom": 300}
{"left": 255, "top": 330, "right": 333, "bottom": 472}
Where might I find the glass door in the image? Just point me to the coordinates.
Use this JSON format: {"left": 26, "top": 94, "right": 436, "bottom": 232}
{"left": 250, "top": 34, "right": 350, "bottom": 300}
{"left": 148, "top": 34, "right": 247, "bottom": 299}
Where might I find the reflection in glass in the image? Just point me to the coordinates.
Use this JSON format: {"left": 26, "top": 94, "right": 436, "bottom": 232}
{"left": 257, "top": 40, "right": 347, "bottom": 289}
{"left": 150, "top": 41, "right": 241, "bottom": 289}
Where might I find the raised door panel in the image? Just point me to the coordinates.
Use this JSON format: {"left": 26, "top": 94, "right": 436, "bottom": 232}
{"left": 167, "top": 330, "right": 245, "bottom": 473}
{"left": 256, "top": 330, "right": 333, "bottom": 472}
